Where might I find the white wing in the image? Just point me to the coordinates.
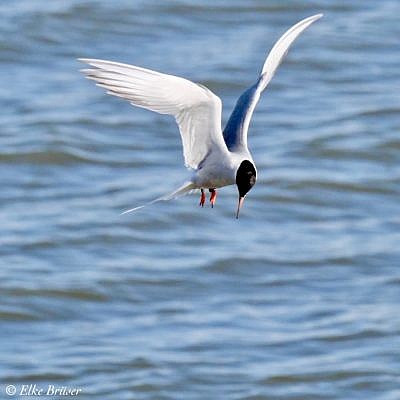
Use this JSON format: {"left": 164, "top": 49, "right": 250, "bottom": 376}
{"left": 223, "top": 14, "right": 323, "bottom": 152}
{"left": 260, "top": 14, "right": 323, "bottom": 89}
{"left": 79, "top": 58, "right": 229, "bottom": 170}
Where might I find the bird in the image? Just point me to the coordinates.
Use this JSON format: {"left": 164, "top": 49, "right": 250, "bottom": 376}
{"left": 79, "top": 14, "right": 322, "bottom": 218}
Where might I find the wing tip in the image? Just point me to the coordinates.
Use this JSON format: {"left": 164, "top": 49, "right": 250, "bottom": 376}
{"left": 77, "top": 58, "right": 94, "bottom": 65}
{"left": 309, "top": 13, "right": 324, "bottom": 21}
{"left": 260, "top": 13, "right": 323, "bottom": 77}
{"left": 306, "top": 14, "right": 323, "bottom": 30}
{"left": 77, "top": 57, "right": 101, "bottom": 64}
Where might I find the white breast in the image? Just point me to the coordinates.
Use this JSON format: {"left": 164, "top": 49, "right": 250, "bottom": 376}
{"left": 192, "top": 150, "right": 254, "bottom": 189}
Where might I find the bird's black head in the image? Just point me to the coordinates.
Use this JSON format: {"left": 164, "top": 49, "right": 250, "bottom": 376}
{"left": 236, "top": 160, "right": 257, "bottom": 197}
{"left": 235, "top": 160, "right": 256, "bottom": 219}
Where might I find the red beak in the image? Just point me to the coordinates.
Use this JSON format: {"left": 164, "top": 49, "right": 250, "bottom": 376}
{"left": 236, "top": 196, "right": 245, "bottom": 219}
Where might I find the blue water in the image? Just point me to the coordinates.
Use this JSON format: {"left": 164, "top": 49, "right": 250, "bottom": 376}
{"left": 1, "top": 1, "right": 400, "bottom": 399}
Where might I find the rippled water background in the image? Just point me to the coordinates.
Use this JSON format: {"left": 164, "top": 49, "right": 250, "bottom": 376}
{"left": 1, "top": 1, "right": 399, "bottom": 399}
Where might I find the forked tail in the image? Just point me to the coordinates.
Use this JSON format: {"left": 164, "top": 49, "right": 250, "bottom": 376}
{"left": 120, "top": 181, "right": 196, "bottom": 215}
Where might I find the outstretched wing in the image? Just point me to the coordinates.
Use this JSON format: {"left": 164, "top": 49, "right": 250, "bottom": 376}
{"left": 79, "top": 59, "right": 229, "bottom": 170}
{"left": 223, "top": 14, "right": 323, "bottom": 152}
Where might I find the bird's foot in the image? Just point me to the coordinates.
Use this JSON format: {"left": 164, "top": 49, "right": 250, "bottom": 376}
{"left": 199, "top": 189, "right": 206, "bottom": 207}
{"left": 209, "top": 189, "right": 217, "bottom": 208}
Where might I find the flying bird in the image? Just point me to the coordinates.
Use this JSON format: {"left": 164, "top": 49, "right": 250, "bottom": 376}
{"left": 79, "top": 14, "right": 322, "bottom": 218}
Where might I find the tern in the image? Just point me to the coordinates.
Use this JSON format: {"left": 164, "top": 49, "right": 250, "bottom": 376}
{"left": 79, "top": 14, "right": 322, "bottom": 218}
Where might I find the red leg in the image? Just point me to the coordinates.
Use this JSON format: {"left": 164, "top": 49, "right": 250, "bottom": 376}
{"left": 209, "top": 188, "right": 217, "bottom": 208}
{"left": 199, "top": 189, "right": 206, "bottom": 207}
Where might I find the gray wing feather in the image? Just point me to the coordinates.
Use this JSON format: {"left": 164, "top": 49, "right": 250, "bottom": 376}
{"left": 223, "top": 14, "right": 322, "bottom": 152}
{"left": 223, "top": 79, "right": 261, "bottom": 151}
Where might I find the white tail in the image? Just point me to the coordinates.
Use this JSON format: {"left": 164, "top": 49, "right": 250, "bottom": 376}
{"left": 120, "top": 181, "right": 195, "bottom": 215}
